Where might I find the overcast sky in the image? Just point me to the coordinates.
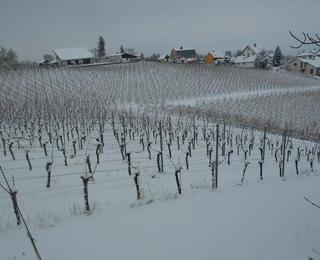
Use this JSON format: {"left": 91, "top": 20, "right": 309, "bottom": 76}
{"left": 0, "top": 0, "right": 319, "bottom": 61}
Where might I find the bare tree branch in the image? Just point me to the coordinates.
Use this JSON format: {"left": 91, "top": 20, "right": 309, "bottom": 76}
{"left": 289, "top": 31, "right": 320, "bottom": 50}
{"left": 304, "top": 196, "right": 320, "bottom": 209}
{"left": 0, "top": 181, "right": 10, "bottom": 194}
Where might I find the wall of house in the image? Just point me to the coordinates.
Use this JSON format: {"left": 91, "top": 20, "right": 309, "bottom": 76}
{"left": 289, "top": 59, "right": 302, "bottom": 73}
{"left": 109, "top": 56, "right": 122, "bottom": 63}
{"left": 170, "top": 49, "right": 177, "bottom": 61}
{"left": 205, "top": 54, "right": 215, "bottom": 64}
{"left": 289, "top": 59, "right": 319, "bottom": 76}
{"left": 304, "top": 63, "right": 318, "bottom": 76}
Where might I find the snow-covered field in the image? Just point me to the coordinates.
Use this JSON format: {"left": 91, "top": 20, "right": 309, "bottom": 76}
{"left": 0, "top": 63, "right": 320, "bottom": 260}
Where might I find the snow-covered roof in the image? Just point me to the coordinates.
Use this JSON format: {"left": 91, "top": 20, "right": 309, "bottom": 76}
{"left": 53, "top": 47, "right": 94, "bottom": 61}
{"left": 158, "top": 54, "right": 170, "bottom": 60}
{"left": 109, "top": 53, "right": 122, "bottom": 57}
{"left": 235, "top": 55, "right": 256, "bottom": 63}
{"left": 173, "top": 47, "right": 195, "bottom": 51}
{"left": 298, "top": 57, "right": 320, "bottom": 68}
{"left": 296, "top": 49, "right": 320, "bottom": 58}
{"left": 211, "top": 51, "right": 225, "bottom": 59}
{"left": 173, "top": 48, "right": 197, "bottom": 59}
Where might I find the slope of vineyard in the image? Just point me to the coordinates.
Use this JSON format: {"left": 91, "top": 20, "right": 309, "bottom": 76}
{"left": 1, "top": 62, "right": 320, "bottom": 136}
{"left": 0, "top": 63, "right": 320, "bottom": 260}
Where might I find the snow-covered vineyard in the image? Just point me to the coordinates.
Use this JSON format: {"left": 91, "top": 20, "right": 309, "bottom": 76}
{"left": 0, "top": 63, "right": 320, "bottom": 260}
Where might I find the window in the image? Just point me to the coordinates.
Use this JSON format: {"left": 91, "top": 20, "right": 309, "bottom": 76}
{"left": 294, "top": 63, "right": 297, "bottom": 66}
{"left": 310, "top": 69, "right": 314, "bottom": 74}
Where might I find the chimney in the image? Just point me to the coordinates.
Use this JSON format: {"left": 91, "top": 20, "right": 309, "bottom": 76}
{"left": 253, "top": 43, "right": 257, "bottom": 47}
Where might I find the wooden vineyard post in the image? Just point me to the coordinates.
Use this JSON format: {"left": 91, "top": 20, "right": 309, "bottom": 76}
{"left": 9, "top": 142, "right": 15, "bottom": 160}
{"left": 258, "top": 161, "right": 263, "bottom": 180}
{"left": 134, "top": 172, "right": 141, "bottom": 199}
{"left": 81, "top": 176, "right": 90, "bottom": 211}
{"left": 62, "top": 148, "right": 67, "bottom": 166}
{"left": 281, "top": 130, "right": 287, "bottom": 177}
{"left": 46, "top": 161, "right": 53, "bottom": 188}
{"left": 175, "top": 167, "right": 182, "bottom": 194}
{"left": 86, "top": 155, "right": 92, "bottom": 174}
{"left": 227, "top": 150, "right": 233, "bottom": 165}
{"left": 241, "top": 161, "right": 250, "bottom": 183}
{"left": 72, "top": 140, "right": 77, "bottom": 155}
{"left": 43, "top": 141, "right": 48, "bottom": 156}
{"left": 215, "top": 124, "right": 219, "bottom": 188}
{"left": 2, "top": 138, "right": 6, "bottom": 156}
{"left": 185, "top": 152, "right": 189, "bottom": 170}
{"left": 25, "top": 150, "right": 32, "bottom": 171}
{"left": 96, "top": 143, "right": 101, "bottom": 164}
{"left": 122, "top": 113, "right": 127, "bottom": 156}
{"left": 10, "top": 190, "right": 21, "bottom": 225}
{"left": 159, "top": 121, "right": 164, "bottom": 172}
{"left": 127, "top": 152, "right": 132, "bottom": 175}
{"left": 262, "top": 127, "right": 266, "bottom": 162}
{"left": 167, "top": 142, "right": 172, "bottom": 158}
{"left": 211, "top": 162, "right": 217, "bottom": 189}
{"left": 222, "top": 123, "right": 226, "bottom": 156}
{"left": 147, "top": 142, "right": 151, "bottom": 159}
{"left": 192, "top": 118, "right": 196, "bottom": 149}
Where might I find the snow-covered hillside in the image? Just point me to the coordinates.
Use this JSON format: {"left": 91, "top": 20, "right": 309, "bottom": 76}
{"left": 0, "top": 64, "right": 320, "bottom": 260}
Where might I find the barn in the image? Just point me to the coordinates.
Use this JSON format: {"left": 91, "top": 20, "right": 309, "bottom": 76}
{"left": 52, "top": 47, "right": 94, "bottom": 66}
{"left": 170, "top": 47, "right": 199, "bottom": 63}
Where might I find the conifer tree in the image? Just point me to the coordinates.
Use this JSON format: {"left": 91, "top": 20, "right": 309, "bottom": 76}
{"left": 273, "top": 46, "right": 282, "bottom": 67}
{"left": 97, "top": 35, "right": 106, "bottom": 58}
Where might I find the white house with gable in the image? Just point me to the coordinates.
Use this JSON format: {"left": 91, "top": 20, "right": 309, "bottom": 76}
{"left": 235, "top": 43, "right": 262, "bottom": 68}
{"left": 52, "top": 47, "right": 94, "bottom": 66}
{"left": 288, "top": 49, "right": 320, "bottom": 76}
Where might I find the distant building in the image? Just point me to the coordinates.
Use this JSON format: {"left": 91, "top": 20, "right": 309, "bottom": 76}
{"left": 288, "top": 49, "right": 320, "bottom": 76}
{"left": 108, "top": 53, "right": 138, "bottom": 63}
{"left": 296, "top": 49, "right": 320, "bottom": 59}
{"left": 52, "top": 47, "right": 94, "bottom": 66}
{"left": 289, "top": 57, "right": 320, "bottom": 76}
{"left": 170, "top": 47, "right": 199, "bottom": 63}
{"left": 158, "top": 54, "right": 172, "bottom": 63}
{"left": 205, "top": 51, "right": 225, "bottom": 64}
{"left": 235, "top": 43, "right": 262, "bottom": 68}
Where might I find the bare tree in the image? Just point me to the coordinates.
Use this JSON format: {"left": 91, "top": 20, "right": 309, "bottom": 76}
{"left": 289, "top": 31, "right": 320, "bottom": 52}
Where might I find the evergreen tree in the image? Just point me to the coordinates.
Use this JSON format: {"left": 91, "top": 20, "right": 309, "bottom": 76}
{"left": 120, "top": 45, "right": 124, "bottom": 53}
{"left": 97, "top": 35, "right": 106, "bottom": 58}
{"left": 0, "top": 47, "right": 18, "bottom": 67}
{"left": 234, "top": 49, "right": 242, "bottom": 57}
{"left": 273, "top": 46, "right": 282, "bottom": 67}
{"left": 225, "top": 50, "right": 232, "bottom": 57}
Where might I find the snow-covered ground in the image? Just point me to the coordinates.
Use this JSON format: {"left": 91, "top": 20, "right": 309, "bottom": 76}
{"left": 1, "top": 122, "right": 320, "bottom": 260}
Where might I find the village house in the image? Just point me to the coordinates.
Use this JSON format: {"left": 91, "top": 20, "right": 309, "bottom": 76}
{"left": 52, "top": 47, "right": 94, "bottom": 66}
{"left": 235, "top": 43, "right": 262, "bottom": 68}
{"left": 170, "top": 47, "right": 199, "bottom": 63}
{"left": 108, "top": 53, "right": 138, "bottom": 63}
{"left": 205, "top": 51, "right": 225, "bottom": 64}
{"left": 289, "top": 56, "right": 320, "bottom": 76}
{"left": 158, "top": 54, "right": 172, "bottom": 63}
{"left": 288, "top": 49, "right": 320, "bottom": 76}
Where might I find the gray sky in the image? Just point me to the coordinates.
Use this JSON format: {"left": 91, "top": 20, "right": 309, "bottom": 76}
{"left": 0, "top": 0, "right": 319, "bottom": 61}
